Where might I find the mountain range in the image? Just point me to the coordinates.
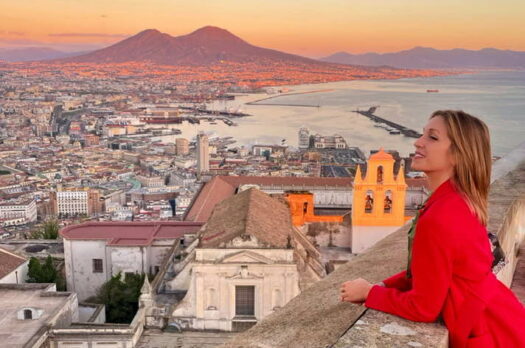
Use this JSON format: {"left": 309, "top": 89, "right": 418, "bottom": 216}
{"left": 3, "top": 28, "right": 522, "bottom": 70}
{"left": 0, "top": 47, "right": 86, "bottom": 62}
{"left": 52, "top": 26, "right": 325, "bottom": 66}
{"left": 321, "top": 47, "right": 525, "bottom": 69}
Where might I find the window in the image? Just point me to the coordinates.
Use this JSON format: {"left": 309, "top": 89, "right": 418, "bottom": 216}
{"left": 18, "top": 308, "right": 42, "bottom": 320}
{"left": 235, "top": 286, "right": 255, "bottom": 316}
{"left": 384, "top": 190, "right": 393, "bottom": 214}
{"left": 24, "top": 309, "right": 32, "bottom": 320}
{"left": 365, "top": 190, "right": 374, "bottom": 213}
{"left": 92, "top": 259, "right": 103, "bottom": 273}
{"left": 377, "top": 165, "right": 384, "bottom": 184}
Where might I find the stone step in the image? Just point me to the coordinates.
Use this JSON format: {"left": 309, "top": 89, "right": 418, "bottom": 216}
{"left": 137, "top": 330, "right": 237, "bottom": 348}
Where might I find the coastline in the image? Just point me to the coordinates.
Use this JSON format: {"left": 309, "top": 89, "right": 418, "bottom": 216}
{"left": 246, "top": 89, "right": 335, "bottom": 105}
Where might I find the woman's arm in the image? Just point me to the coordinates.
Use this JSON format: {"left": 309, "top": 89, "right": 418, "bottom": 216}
{"left": 364, "top": 215, "right": 455, "bottom": 322}
{"left": 382, "top": 270, "right": 412, "bottom": 291}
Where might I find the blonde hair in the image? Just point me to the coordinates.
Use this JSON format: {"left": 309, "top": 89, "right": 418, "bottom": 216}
{"left": 430, "top": 110, "right": 491, "bottom": 226}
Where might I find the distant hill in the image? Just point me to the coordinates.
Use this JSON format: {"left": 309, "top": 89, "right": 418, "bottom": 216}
{"left": 0, "top": 47, "right": 87, "bottom": 62}
{"left": 320, "top": 47, "right": 525, "bottom": 69}
{"left": 54, "top": 26, "right": 334, "bottom": 66}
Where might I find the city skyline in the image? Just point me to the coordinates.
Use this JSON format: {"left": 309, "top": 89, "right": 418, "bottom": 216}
{"left": 1, "top": 0, "right": 525, "bottom": 57}
{"left": 1, "top": 1, "right": 525, "bottom": 346}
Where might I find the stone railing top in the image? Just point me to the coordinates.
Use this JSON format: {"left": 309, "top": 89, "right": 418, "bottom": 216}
{"left": 487, "top": 147, "right": 525, "bottom": 290}
{"left": 333, "top": 310, "right": 448, "bottom": 348}
{"left": 487, "top": 146, "right": 525, "bottom": 241}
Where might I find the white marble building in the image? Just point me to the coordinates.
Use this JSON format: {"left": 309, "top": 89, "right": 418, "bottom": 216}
{"left": 61, "top": 221, "right": 202, "bottom": 301}
{"left": 55, "top": 190, "right": 89, "bottom": 215}
{"left": 170, "top": 188, "right": 302, "bottom": 331}
{"left": 0, "top": 198, "right": 37, "bottom": 223}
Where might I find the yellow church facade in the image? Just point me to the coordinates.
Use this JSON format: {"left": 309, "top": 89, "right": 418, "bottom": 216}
{"left": 351, "top": 149, "right": 409, "bottom": 253}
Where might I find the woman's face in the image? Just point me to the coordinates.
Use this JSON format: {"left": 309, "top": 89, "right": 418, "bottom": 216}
{"left": 411, "top": 116, "right": 455, "bottom": 175}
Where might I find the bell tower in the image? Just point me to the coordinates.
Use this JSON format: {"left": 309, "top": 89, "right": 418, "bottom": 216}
{"left": 351, "top": 148, "right": 407, "bottom": 253}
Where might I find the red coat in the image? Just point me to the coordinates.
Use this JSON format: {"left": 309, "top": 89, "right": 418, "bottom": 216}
{"left": 365, "top": 179, "right": 525, "bottom": 348}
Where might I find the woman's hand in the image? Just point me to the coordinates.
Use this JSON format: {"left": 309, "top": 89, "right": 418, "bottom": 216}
{"left": 340, "top": 278, "right": 373, "bottom": 304}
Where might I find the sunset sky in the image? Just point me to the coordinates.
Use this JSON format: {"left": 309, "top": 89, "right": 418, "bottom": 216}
{"left": 1, "top": 0, "right": 524, "bottom": 57}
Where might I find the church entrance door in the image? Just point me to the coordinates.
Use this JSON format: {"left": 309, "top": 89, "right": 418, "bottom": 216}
{"left": 235, "top": 285, "right": 255, "bottom": 316}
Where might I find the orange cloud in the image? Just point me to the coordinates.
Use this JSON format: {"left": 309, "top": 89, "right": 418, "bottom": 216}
{"left": 49, "top": 33, "right": 129, "bottom": 38}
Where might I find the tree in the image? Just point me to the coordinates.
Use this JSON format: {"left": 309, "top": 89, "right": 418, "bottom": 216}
{"left": 27, "top": 256, "right": 66, "bottom": 290}
{"left": 41, "top": 255, "right": 58, "bottom": 282}
{"left": 31, "top": 219, "right": 59, "bottom": 239}
{"left": 27, "top": 257, "right": 42, "bottom": 282}
{"left": 42, "top": 219, "right": 59, "bottom": 239}
{"left": 92, "top": 272, "right": 147, "bottom": 323}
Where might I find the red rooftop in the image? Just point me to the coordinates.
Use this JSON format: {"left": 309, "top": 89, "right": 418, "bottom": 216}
{"left": 60, "top": 221, "right": 203, "bottom": 246}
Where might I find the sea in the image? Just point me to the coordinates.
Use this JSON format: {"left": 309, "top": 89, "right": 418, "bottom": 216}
{"left": 154, "top": 70, "right": 525, "bottom": 157}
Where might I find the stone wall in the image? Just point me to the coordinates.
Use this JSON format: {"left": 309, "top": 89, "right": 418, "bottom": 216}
{"left": 487, "top": 142, "right": 525, "bottom": 286}
{"left": 49, "top": 307, "right": 146, "bottom": 348}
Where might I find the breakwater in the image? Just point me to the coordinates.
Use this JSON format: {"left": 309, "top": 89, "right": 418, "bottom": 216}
{"left": 353, "top": 107, "right": 421, "bottom": 138}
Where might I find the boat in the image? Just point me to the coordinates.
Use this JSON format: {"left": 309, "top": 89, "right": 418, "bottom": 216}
{"left": 426, "top": 89, "right": 439, "bottom": 93}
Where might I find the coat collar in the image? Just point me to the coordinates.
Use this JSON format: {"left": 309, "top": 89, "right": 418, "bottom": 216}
{"left": 421, "top": 179, "right": 456, "bottom": 213}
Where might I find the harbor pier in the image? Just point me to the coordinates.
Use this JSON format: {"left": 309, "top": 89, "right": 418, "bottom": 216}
{"left": 352, "top": 107, "right": 421, "bottom": 138}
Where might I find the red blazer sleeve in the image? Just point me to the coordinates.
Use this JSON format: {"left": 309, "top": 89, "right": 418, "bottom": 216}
{"left": 382, "top": 270, "right": 412, "bottom": 291}
{"left": 365, "top": 213, "right": 455, "bottom": 322}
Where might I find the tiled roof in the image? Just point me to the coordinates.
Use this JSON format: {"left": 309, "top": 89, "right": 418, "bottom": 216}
{"left": 60, "top": 221, "right": 203, "bottom": 246}
{"left": 184, "top": 176, "right": 353, "bottom": 222}
{"left": 185, "top": 175, "right": 428, "bottom": 224}
{"left": 405, "top": 177, "right": 430, "bottom": 189}
{"left": 199, "top": 188, "right": 293, "bottom": 248}
{"left": 220, "top": 175, "right": 353, "bottom": 187}
{"left": 0, "top": 248, "right": 27, "bottom": 279}
{"left": 184, "top": 177, "right": 238, "bottom": 222}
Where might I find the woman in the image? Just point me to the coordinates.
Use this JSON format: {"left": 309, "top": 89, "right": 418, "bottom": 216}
{"left": 340, "top": 110, "right": 525, "bottom": 347}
